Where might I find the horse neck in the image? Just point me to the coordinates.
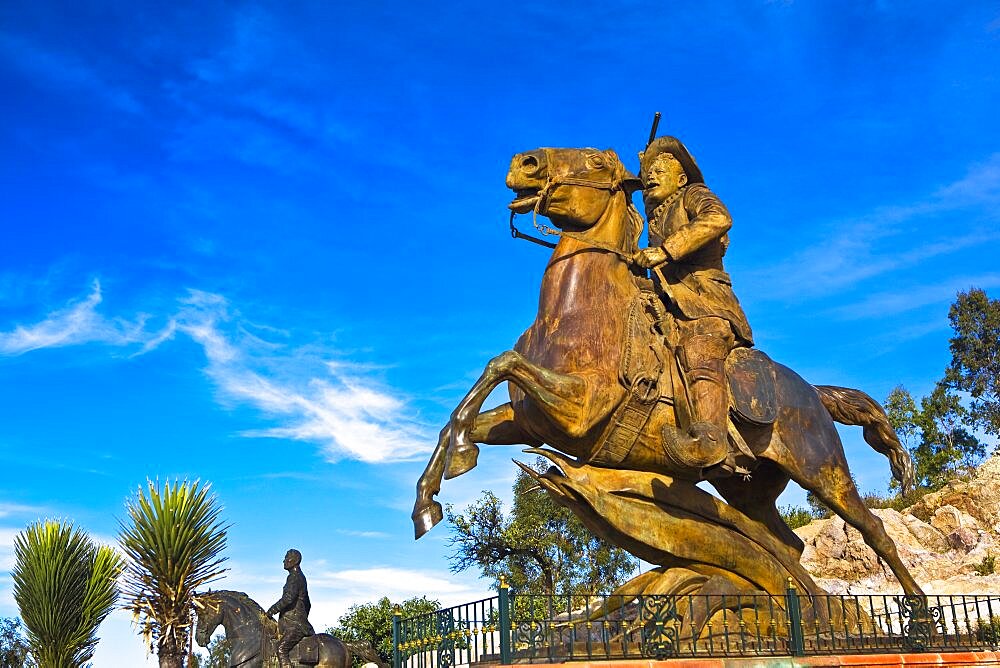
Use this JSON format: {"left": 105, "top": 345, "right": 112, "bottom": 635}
{"left": 541, "top": 193, "right": 637, "bottom": 309}
{"left": 219, "top": 593, "right": 261, "bottom": 638}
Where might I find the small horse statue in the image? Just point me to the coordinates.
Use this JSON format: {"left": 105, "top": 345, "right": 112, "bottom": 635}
{"left": 412, "top": 146, "right": 924, "bottom": 598}
{"left": 194, "top": 590, "right": 350, "bottom": 668}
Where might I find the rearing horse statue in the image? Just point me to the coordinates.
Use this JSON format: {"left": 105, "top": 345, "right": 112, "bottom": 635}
{"left": 413, "top": 147, "right": 922, "bottom": 598}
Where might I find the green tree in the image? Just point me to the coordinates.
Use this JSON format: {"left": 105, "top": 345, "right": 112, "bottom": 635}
{"left": 778, "top": 505, "right": 815, "bottom": 530}
{"left": 1, "top": 617, "right": 32, "bottom": 667}
{"left": 944, "top": 288, "right": 1000, "bottom": 440}
{"left": 118, "top": 480, "right": 228, "bottom": 668}
{"left": 446, "top": 457, "right": 636, "bottom": 595}
{"left": 885, "top": 383, "right": 985, "bottom": 491}
{"left": 328, "top": 595, "right": 439, "bottom": 667}
{"left": 189, "top": 635, "right": 231, "bottom": 668}
{"left": 11, "top": 521, "right": 124, "bottom": 668}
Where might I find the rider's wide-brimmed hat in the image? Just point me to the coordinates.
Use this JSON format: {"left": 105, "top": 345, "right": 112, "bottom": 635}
{"left": 638, "top": 136, "right": 704, "bottom": 186}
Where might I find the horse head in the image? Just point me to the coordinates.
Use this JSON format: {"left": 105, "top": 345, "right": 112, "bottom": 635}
{"left": 506, "top": 147, "right": 642, "bottom": 248}
{"left": 193, "top": 592, "right": 222, "bottom": 648}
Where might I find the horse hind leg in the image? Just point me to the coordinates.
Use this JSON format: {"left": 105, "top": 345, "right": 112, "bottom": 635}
{"left": 777, "top": 422, "right": 924, "bottom": 597}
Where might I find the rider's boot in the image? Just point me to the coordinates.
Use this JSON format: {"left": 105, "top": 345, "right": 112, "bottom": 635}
{"left": 684, "top": 335, "right": 754, "bottom": 478}
{"left": 277, "top": 650, "right": 294, "bottom": 668}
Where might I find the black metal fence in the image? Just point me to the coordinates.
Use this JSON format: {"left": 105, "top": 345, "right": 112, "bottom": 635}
{"left": 392, "top": 583, "right": 1000, "bottom": 668}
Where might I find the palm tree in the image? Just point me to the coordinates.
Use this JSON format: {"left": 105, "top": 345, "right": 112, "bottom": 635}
{"left": 12, "top": 520, "right": 125, "bottom": 667}
{"left": 118, "top": 479, "right": 228, "bottom": 668}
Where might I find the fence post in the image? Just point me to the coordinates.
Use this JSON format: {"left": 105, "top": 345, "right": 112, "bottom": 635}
{"left": 785, "top": 578, "right": 805, "bottom": 657}
{"left": 392, "top": 603, "right": 402, "bottom": 668}
{"left": 499, "top": 575, "right": 512, "bottom": 665}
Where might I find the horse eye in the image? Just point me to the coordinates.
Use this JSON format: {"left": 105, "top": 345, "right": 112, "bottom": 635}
{"left": 587, "top": 154, "right": 606, "bottom": 169}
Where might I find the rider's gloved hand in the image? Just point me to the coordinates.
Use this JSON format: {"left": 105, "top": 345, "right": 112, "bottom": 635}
{"left": 633, "top": 246, "right": 669, "bottom": 269}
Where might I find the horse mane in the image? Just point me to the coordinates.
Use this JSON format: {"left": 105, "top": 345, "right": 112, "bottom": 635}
{"left": 606, "top": 150, "right": 645, "bottom": 253}
{"left": 202, "top": 589, "right": 278, "bottom": 635}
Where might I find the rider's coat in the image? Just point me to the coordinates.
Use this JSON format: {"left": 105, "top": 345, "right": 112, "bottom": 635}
{"left": 648, "top": 183, "right": 754, "bottom": 346}
{"left": 272, "top": 566, "right": 316, "bottom": 640}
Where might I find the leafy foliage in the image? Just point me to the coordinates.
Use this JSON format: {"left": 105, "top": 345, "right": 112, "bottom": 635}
{"left": 189, "top": 635, "right": 231, "bottom": 668}
{"left": 778, "top": 505, "right": 815, "bottom": 530}
{"left": 977, "top": 615, "right": 1000, "bottom": 644}
{"left": 0, "top": 617, "right": 32, "bottom": 668}
{"left": 11, "top": 521, "right": 124, "bottom": 668}
{"left": 944, "top": 288, "right": 1000, "bottom": 439}
{"left": 805, "top": 490, "right": 832, "bottom": 519}
{"left": 328, "top": 595, "right": 439, "bottom": 667}
{"left": 878, "top": 288, "right": 996, "bottom": 499}
{"left": 885, "top": 384, "right": 985, "bottom": 490}
{"left": 446, "top": 457, "right": 636, "bottom": 595}
{"left": 974, "top": 552, "right": 997, "bottom": 577}
{"left": 118, "top": 480, "right": 228, "bottom": 668}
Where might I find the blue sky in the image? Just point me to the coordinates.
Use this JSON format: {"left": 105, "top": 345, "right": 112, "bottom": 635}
{"left": 1, "top": 1, "right": 998, "bottom": 664}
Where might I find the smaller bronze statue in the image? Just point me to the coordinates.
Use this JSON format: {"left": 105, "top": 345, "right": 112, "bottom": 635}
{"left": 195, "top": 588, "right": 349, "bottom": 668}
{"left": 268, "top": 549, "right": 317, "bottom": 668}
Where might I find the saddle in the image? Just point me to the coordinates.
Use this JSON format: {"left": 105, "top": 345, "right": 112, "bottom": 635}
{"left": 589, "top": 289, "right": 776, "bottom": 469}
{"left": 726, "top": 347, "right": 777, "bottom": 427}
{"left": 294, "top": 635, "right": 320, "bottom": 665}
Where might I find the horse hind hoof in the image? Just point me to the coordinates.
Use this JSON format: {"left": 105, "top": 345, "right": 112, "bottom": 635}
{"left": 412, "top": 501, "right": 443, "bottom": 540}
{"left": 444, "top": 443, "right": 480, "bottom": 480}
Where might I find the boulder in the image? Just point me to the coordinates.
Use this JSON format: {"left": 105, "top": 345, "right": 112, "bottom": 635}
{"left": 794, "top": 455, "right": 1000, "bottom": 592}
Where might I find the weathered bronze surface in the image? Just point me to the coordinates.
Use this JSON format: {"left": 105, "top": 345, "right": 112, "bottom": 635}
{"left": 194, "top": 587, "right": 349, "bottom": 668}
{"left": 268, "top": 548, "right": 317, "bottom": 668}
{"left": 412, "top": 143, "right": 923, "bottom": 608}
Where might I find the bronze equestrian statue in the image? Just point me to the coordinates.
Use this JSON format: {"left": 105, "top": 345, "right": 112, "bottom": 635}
{"left": 412, "top": 145, "right": 922, "bottom": 599}
{"left": 194, "top": 589, "right": 349, "bottom": 668}
{"left": 194, "top": 550, "right": 355, "bottom": 668}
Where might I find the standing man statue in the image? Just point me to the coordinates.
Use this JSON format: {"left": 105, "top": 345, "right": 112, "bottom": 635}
{"left": 633, "top": 136, "right": 755, "bottom": 476}
{"left": 267, "top": 548, "right": 316, "bottom": 668}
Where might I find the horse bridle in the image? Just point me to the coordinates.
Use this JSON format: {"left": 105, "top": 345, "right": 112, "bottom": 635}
{"left": 509, "top": 154, "right": 639, "bottom": 261}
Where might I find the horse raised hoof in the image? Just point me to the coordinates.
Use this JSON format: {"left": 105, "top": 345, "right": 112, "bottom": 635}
{"left": 412, "top": 500, "right": 443, "bottom": 540}
{"left": 444, "top": 442, "right": 480, "bottom": 480}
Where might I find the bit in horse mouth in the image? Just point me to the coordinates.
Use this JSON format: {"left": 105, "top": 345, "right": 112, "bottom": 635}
{"left": 509, "top": 189, "right": 541, "bottom": 213}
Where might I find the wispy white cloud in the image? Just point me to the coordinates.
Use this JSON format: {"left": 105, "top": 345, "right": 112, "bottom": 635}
{"left": 0, "top": 284, "right": 429, "bottom": 464}
{"left": 0, "top": 281, "right": 163, "bottom": 354}
{"left": 203, "top": 562, "right": 487, "bottom": 633}
{"left": 0, "top": 527, "right": 17, "bottom": 574}
{"left": 827, "top": 272, "right": 1000, "bottom": 320}
{"left": 746, "top": 154, "right": 1000, "bottom": 301}
{"left": 335, "top": 529, "right": 391, "bottom": 539}
{"left": 0, "top": 31, "right": 141, "bottom": 113}
{"left": 311, "top": 566, "right": 476, "bottom": 599}
{"left": 0, "top": 503, "right": 47, "bottom": 519}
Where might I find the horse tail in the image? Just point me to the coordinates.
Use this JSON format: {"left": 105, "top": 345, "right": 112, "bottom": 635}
{"left": 344, "top": 640, "right": 381, "bottom": 666}
{"left": 813, "top": 384, "right": 915, "bottom": 494}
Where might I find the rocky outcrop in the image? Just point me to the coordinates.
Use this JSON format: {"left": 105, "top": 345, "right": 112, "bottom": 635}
{"left": 794, "top": 456, "right": 1000, "bottom": 595}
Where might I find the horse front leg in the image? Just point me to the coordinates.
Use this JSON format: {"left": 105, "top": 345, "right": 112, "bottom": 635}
{"left": 413, "top": 402, "right": 540, "bottom": 539}
{"left": 449, "top": 350, "right": 598, "bottom": 475}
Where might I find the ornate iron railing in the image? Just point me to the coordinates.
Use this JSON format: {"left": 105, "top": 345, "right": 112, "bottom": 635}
{"left": 393, "top": 583, "right": 1000, "bottom": 668}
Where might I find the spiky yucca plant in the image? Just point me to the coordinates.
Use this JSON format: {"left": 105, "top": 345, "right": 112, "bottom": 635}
{"left": 118, "top": 480, "right": 228, "bottom": 668}
{"left": 12, "top": 520, "right": 125, "bottom": 667}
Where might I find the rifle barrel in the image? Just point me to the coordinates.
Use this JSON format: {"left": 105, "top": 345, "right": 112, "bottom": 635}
{"left": 646, "top": 112, "right": 662, "bottom": 147}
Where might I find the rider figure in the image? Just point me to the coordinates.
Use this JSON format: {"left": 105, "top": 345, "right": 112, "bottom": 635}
{"left": 267, "top": 548, "right": 316, "bottom": 668}
{"left": 633, "top": 136, "right": 754, "bottom": 476}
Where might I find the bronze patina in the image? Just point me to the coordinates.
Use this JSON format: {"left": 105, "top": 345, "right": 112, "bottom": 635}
{"left": 194, "top": 589, "right": 348, "bottom": 668}
{"left": 268, "top": 549, "right": 316, "bottom": 668}
{"left": 195, "top": 551, "right": 346, "bottom": 668}
{"left": 412, "top": 142, "right": 923, "bottom": 626}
